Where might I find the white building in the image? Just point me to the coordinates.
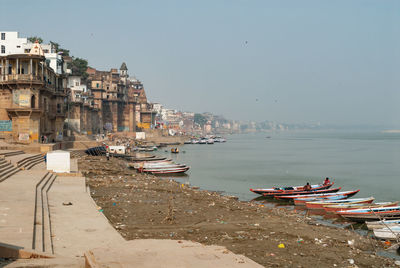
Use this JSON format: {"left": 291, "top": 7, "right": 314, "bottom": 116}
{"left": 0, "top": 31, "right": 27, "bottom": 55}
{"left": 0, "top": 31, "right": 64, "bottom": 74}
{"left": 67, "top": 75, "right": 88, "bottom": 102}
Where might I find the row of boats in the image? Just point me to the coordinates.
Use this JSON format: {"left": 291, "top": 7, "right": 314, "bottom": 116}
{"left": 128, "top": 156, "right": 190, "bottom": 174}
{"left": 250, "top": 181, "right": 400, "bottom": 241}
{"left": 184, "top": 136, "right": 227, "bottom": 145}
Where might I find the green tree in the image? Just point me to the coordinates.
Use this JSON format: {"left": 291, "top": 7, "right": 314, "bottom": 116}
{"left": 68, "top": 57, "right": 89, "bottom": 80}
{"left": 50, "top": 41, "right": 70, "bottom": 56}
{"left": 194, "top": 113, "right": 207, "bottom": 127}
{"left": 27, "top": 36, "right": 43, "bottom": 43}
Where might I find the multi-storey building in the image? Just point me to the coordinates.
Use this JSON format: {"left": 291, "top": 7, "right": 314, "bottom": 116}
{"left": 0, "top": 41, "right": 66, "bottom": 143}
{"left": 86, "top": 64, "right": 156, "bottom": 133}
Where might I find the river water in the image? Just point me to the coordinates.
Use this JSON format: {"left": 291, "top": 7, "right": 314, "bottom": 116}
{"left": 158, "top": 131, "right": 400, "bottom": 202}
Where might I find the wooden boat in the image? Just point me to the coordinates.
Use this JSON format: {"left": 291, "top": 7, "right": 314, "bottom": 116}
{"left": 129, "top": 156, "right": 167, "bottom": 162}
{"left": 271, "top": 187, "right": 342, "bottom": 199}
{"left": 337, "top": 206, "right": 400, "bottom": 222}
{"left": 291, "top": 190, "right": 360, "bottom": 204}
{"left": 130, "top": 163, "right": 185, "bottom": 170}
{"left": 304, "top": 197, "right": 373, "bottom": 209}
{"left": 141, "top": 166, "right": 190, "bottom": 174}
{"left": 366, "top": 219, "right": 400, "bottom": 230}
{"left": 250, "top": 182, "right": 334, "bottom": 196}
{"left": 85, "top": 146, "right": 107, "bottom": 156}
{"left": 294, "top": 194, "right": 348, "bottom": 205}
{"left": 324, "top": 201, "right": 399, "bottom": 213}
{"left": 373, "top": 225, "right": 400, "bottom": 240}
{"left": 171, "top": 148, "right": 179, "bottom": 153}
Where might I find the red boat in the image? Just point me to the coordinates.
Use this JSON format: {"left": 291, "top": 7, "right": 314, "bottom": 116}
{"left": 323, "top": 201, "right": 399, "bottom": 213}
{"left": 251, "top": 182, "right": 334, "bottom": 196}
{"left": 271, "top": 187, "right": 342, "bottom": 199}
{"left": 293, "top": 190, "right": 360, "bottom": 206}
{"left": 304, "top": 195, "right": 370, "bottom": 209}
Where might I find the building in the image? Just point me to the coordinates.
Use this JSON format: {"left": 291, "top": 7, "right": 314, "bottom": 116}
{"left": 0, "top": 31, "right": 27, "bottom": 55}
{"left": 86, "top": 64, "right": 156, "bottom": 133}
{"left": 0, "top": 41, "right": 66, "bottom": 143}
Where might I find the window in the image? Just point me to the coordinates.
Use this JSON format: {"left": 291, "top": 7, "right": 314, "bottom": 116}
{"left": 75, "top": 81, "right": 79, "bottom": 86}
{"left": 1, "top": 45, "right": 5, "bottom": 54}
{"left": 96, "top": 83, "right": 99, "bottom": 88}
{"left": 57, "top": 103, "right": 61, "bottom": 113}
{"left": 16, "top": 45, "right": 20, "bottom": 48}
{"left": 1, "top": 33, "right": 5, "bottom": 40}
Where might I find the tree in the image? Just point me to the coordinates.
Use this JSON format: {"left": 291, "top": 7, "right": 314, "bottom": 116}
{"left": 28, "top": 36, "right": 43, "bottom": 43}
{"left": 50, "top": 41, "right": 70, "bottom": 56}
{"left": 68, "top": 57, "right": 89, "bottom": 80}
{"left": 194, "top": 113, "right": 207, "bottom": 127}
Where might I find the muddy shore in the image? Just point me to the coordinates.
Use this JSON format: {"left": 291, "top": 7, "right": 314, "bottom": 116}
{"left": 79, "top": 155, "right": 397, "bottom": 267}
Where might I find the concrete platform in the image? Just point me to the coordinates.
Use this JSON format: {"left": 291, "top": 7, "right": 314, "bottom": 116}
{"left": 0, "top": 170, "right": 48, "bottom": 249}
{"left": 86, "top": 239, "right": 263, "bottom": 268}
{"left": 49, "top": 176, "right": 124, "bottom": 258}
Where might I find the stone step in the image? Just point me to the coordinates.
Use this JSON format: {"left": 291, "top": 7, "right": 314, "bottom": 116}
{"left": 0, "top": 150, "right": 24, "bottom": 157}
{"left": 21, "top": 157, "right": 45, "bottom": 170}
{"left": 0, "top": 160, "right": 10, "bottom": 169}
{"left": 4, "top": 257, "right": 85, "bottom": 267}
{"left": 33, "top": 172, "right": 53, "bottom": 252}
{"left": 43, "top": 174, "right": 57, "bottom": 255}
{"left": 17, "top": 154, "right": 43, "bottom": 169}
{"left": 0, "top": 167, "right": 20, "bottom": 183}
{"left": 0, "top": 163, "right": 15, "bottom": 174}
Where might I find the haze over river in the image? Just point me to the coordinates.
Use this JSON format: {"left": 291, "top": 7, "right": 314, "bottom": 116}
{"left": 160, "top": 131, "right": 400, "bottom": 202}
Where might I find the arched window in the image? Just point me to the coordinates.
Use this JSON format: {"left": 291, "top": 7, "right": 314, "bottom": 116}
{"left": 31, "top": 95, "right": 36, "bottom": 108}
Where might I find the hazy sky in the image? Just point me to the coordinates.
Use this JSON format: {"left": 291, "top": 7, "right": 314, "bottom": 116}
{"left": 2, "top": 0, "right": 399, "bottom": 127}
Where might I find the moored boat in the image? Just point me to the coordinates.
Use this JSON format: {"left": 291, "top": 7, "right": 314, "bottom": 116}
{"left": 250, "top": 182, "right": 334, "bottom": 196}
{"left": 373, "top": 225, "right": 400, "bottom": 240}
{"left": 337, "top": 206, "right": 400, "bottom": 222}
{"left": 304, "top": 196, "right": 373, "bottom": 209}
{"left": 271, "top": 187, "right": 342, "bottom": 199}
{"left": 324, "top": 201, "right": 399, "bottom": 213}
{"left": 142, "top": 166, "right": 190, "bottom": 174}
{"left": 366, "top": 219, "right": 400, "bottom": 230}
{"left": 291, "top": 190, "right": 360, "bottom": 205}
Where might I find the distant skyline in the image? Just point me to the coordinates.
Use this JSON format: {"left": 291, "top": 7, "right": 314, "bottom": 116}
{"left": 2, "top": 0, "right": 399, "bottom": 128}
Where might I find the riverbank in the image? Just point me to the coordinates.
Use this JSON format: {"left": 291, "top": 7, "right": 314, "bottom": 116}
{"left": 79, "top": 155, "right": 397, "bottom": 267}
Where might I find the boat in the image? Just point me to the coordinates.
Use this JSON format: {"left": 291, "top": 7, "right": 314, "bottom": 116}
{"left": 128, "top": 156, "right": 167, "bottom": 162}
{"left": 207, "top": 139, "right": 214, "bottom": 144}
{"left": 324, "top": 201, "right": 399, "bottom": 213}
{"left": 141, "top": 166, "right": 190, "bottom": 174}
{"left": 129, "top": 163, "right": 185, "bottom": 169}
{"left": 269, "top": 187, "right": 342, "bottom": 199}
{"left": 336, "top": 206, "right": 400, "bottom": 222}
{"left": 199, "top": 139, "right": 207, "bottom": 144}
{"left": 304, "top": 196, "right": 373, "bottom": 209}
{"left": 85, "top": 146, "right": 107, "bottom": 156}
{"left": 373, "top": 225, "right": 400, "bottom": 240}
{"left": 250, "top": 182, "right": 334, "bottom": 196}
{"left": 366, "top": 219, "right": 400, "bottom": 230}
{"left": 171, "top": 148, "right": 179, "bottom": 153}
{"left": 290, "top": 190, "right": 360, "bottom": 204}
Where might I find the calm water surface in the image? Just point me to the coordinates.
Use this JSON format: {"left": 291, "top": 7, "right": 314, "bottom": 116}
{"left": 159, "top": 131, "right": 400, "bottom": 202}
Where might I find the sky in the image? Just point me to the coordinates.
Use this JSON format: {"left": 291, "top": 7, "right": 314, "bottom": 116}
{"left": 1, "top": 0, "right": 399, "bottom": 127}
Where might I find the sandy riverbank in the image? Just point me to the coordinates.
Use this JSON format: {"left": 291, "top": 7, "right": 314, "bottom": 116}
{"left": 79, "top": 155, "right": 397, "bottom": 267}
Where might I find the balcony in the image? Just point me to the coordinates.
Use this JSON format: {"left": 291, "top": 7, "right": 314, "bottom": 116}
{"left": 0, "top": 74, "right": 44, "bottom": 85}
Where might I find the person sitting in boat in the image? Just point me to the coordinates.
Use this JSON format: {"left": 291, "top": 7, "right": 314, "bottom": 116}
{"left": 304, "top": 182, "right": 312, "bottom": 191}
{"left": 323, "top": 177, "right": 331, "bottom": 185}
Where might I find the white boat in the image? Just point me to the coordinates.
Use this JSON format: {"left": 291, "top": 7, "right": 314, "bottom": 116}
{"left": 199, "top": 139, "right": 207, "bottom": 144}
{"left": 207, "top": 139, "right": 214, "bottom": 144}
{"left": 366, "top": 219, "right": 400, "bottom": 230}
{"left": 373, "top": 225, "right": 400, "bottom": 240}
